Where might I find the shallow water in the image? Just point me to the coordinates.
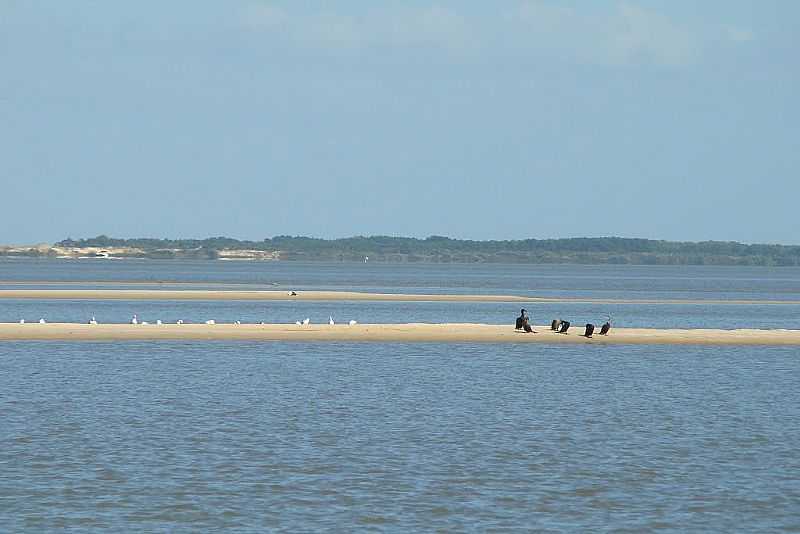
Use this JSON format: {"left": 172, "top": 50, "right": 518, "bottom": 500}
{"left": 3, "top": 297, "right": 800, "bottom": 330}
{"left": 2, "top": 260, "right": 800, "bottom": 329}
{"left": 1, "top": 342, "right": 799, "bottom": 531}
{"left": 2, "top": 261, "right": 800, "bottom": 531}
{"left": 3, "top": 259, "right": 800, "bottom": 301}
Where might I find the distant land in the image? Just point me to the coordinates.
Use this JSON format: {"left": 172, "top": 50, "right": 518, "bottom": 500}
{"left": 1, "top": 235, "right": 800, "bottom": 266}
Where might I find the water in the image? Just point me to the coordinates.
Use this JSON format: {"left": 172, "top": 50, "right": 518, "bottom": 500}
{"left": 4, "top": 298, "right": 800, "bottom": 330}
{"left": 2, "top": 260, "right": 800, "bottom": 329}
{"left": 2, "top": 260, "right": 800, "bottom": 531}
{"left": 1, "top": 343, "right": 799, "bottom": 532}
{"left": 3, "top": 258, "right": 800, "bottom": 301}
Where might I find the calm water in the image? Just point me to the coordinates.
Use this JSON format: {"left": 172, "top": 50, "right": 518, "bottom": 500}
{"left": 1, "top": 343, "right": 799, "bottom": 532}
{"left": 1, "top": 259, "right": 800, "bottom": 329}
{"left": 3, "top": 258, "right": 800, "bottom": 301}
{"left": 2, "top": 260, "right": 800, "bottom": 531}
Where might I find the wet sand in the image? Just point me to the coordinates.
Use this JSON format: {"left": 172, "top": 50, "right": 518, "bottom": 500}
{"left": 0, "top": 289, "right": 797, "bottom": 305}
{"left": 2, "top": 323, "right": 799, "bottom": 345}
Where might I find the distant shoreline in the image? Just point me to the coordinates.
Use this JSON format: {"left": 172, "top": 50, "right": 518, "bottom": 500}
{"left": 4, "top": 235, "right": 800, "bottom": 266}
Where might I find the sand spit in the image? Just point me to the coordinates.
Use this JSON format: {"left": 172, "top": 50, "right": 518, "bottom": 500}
{"left": 0, "top": 289, "right": 798, "bottom": 305}
{"left": 1, "top": 323, "right": 799, "bottom": 345}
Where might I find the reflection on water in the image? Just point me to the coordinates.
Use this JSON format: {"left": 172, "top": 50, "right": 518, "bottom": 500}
{"left": 1, "top": 342, "right": 798, "bottom": 531}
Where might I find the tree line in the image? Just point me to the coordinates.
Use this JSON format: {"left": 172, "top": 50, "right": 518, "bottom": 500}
{"left": 46, "top": 235, "right": 800, "bottom": 265}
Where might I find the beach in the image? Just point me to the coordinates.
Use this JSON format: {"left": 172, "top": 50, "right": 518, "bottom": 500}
{"left": 2, "top": 322, "right": 799, "bottom": 344}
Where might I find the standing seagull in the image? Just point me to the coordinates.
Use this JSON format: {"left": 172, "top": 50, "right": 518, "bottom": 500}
{"left": 89, "top": 316, "right": 98, "bottom": 325}
{"left": 302, "top": 318, "right": 310, "bottom": 326}
{"left": 131, "top": 314, "right": 139, "bottom": 325}
{"left": 39, "top": 318, "right": 46, "bottom": 324}
{"left": 329, "top": 316, "right": 335, "bottom": 326}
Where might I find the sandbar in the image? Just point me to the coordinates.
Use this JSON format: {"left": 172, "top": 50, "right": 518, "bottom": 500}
{"left": 0, "top": 289, "right": 798, "bottom": 305}
{"left": 1, "top": 323, "right": 799, "bottom": 345}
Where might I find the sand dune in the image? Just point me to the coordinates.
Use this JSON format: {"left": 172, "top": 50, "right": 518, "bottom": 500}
{"left": 2, "top": 322, "right": 799, "bottom": 345}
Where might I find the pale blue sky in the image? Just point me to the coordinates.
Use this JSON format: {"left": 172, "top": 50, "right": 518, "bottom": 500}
{"left": 1, "top": 1, "right": 797, "bottom": 244}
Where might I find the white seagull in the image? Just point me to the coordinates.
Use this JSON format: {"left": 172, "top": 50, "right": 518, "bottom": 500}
{"left": 349, "top": 320, "right": 357, "bottom": 326}
{"left": 156, "top": 319, "right": 163, "bottom": 326}
{"left": 89, "top": 316, "right": 98, "bottom": 325}
{"left": 302, "top": 318, "right": 310, "bottom": 325}
{"left": 205, "top": 319, "right": 216, "bottom": 325}
{"left": 131, "top": 314, "right": 139, "bottom": 325}
{"left": 19, "top": 319, "right": 25, "bottom": 324}
{"left": 39, "top": 318, "right": 46, "bottom": 324}
{"left": 329, "top": 316, "right": 335, "bottom": 326}
{"left": 176, "top": 319, "right": 184, "bottom": 325}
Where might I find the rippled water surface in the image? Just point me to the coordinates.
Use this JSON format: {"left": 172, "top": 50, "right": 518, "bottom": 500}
{"left": 2, "top": 342, "right": 799, "bottom": 532}
{"left": 2, "top": 261, "right": 800, "bottom": 531}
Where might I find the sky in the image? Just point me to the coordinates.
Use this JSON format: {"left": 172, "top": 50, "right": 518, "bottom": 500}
{"left": 1, "top": 1, "right": 797, "bottom": 244}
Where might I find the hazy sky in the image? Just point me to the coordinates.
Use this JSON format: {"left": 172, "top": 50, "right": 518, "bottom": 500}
{"left": 1, "top": 1, "right": 797, "bottom": 244}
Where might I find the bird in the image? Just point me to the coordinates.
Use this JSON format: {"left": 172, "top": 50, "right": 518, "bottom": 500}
{"left": 329, "top": 316, "right": 335, "bottom": 326}
{"left": 141, "top": 321, "right": 149, "bottom": 325}
{"left": 156, "top": 320, "right": 163, "bottom": 326}
{"left": 89, "top": 316, "right": 98, "bottom": 325}
{"left": 130, "top": 314, "right": 139, "bottom": 325}
{"left": 599, "top": 318, "right": 612, "bottom": 335}
{"left": 39, "top": 318, "right": 46, "bottom": 324}
{"left": 234, "top": 320, "right": 241, "bottom": 325}
{"left": 176, "top": 319, "right": 184, "bottom": 325}
{"left": 205, "top": 319, "right": 216, "bottom": 325}
{"left": 295, "top": 320, "right": 302, "bottom": 326}
{"left": 302, "top": 318, "right": 310, "bottom": 325}
{"left": 19, "top": 319, "right": 25, "bottom": 324}
{"left": 349, "top": 320, "right": 357, "bottom": 326}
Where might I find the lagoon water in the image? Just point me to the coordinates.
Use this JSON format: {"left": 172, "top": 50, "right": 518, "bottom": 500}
{"left": 1, "top": 259, "right": 800, "bottom": 531}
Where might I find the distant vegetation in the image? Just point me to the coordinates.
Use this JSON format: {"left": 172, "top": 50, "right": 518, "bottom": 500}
{"left": 40, "top": 235, "right": 800, "bottom": 266}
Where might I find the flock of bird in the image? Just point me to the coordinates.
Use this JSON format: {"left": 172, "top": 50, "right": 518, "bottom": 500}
{"left": 295, "top": 316, "right": 357, "bottom": 326}
{"left": 19, "top": 314, "right": 358, "bottom": 326}
{"left": 17, "top": 289, "right": 364, "bottom": 327}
